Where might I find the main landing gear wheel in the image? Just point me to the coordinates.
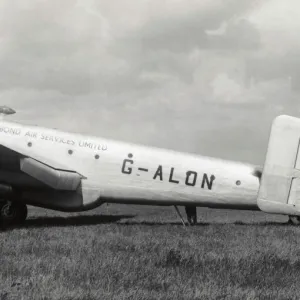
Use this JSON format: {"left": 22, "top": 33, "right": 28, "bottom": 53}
{"left": 0, "top": 201, "right": 28, "bottom": 227}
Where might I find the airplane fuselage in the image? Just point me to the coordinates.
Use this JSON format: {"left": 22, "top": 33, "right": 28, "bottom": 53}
{"left": 0, "top": 120, "right": 261, "bottom": 212}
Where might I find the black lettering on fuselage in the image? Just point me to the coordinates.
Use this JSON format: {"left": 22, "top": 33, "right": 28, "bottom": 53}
{"left": 79, "top": 141, "right": 93, "bottom": 148}
{"left": 122, "top": 154, "right": 134, "bottom": 174}
{"left": 41, "top": 134, "right": 75, "bottom": 145}
{"left": 119, "top": 153, "right": 216, "bottom": 191}
{"left": 25, "top": 131, "right": 37, "bottom": 138}
{"left": 153, "top": 165, "right": 163, "bottom": 181}
{"left": 201, "top": 173, "right": 216, "bottom": 190}
{"left": 169, "top": 167, "right": 179, "bottom": 184}
{"left": 185, "top": 171, "right": 197, "bottom": 186}
{"left": 79, "top": 140, "right": 107, "bottom": 151}
{"left": 0, "top": 127, "right": 21, "bottom": 135}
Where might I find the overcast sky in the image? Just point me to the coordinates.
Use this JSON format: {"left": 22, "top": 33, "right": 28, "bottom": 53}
{"left": 1, "top": 0, "right": 300, "bottom": 165}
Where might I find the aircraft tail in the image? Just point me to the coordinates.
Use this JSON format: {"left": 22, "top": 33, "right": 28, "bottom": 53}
{"left": 258, "top": 115, "right": 300, "bottom": 216}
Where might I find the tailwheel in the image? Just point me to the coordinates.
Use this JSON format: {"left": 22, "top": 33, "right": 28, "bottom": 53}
{"left": 288, "top": 216, "right": 300, "bottom": 225}
{"left": 0, "top": 201, "right": 28, "bottom": 227}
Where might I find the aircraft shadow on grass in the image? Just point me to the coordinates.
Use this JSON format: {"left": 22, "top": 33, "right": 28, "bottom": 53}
{"left": 19, "top": 214, "right": 136, "bottom": 228}
{"left": 15, "top": 217, "right": 291, "bottom": 228}
{"left": 116, "top": 221, "right": 291, "bottom": 227}
{"left": 1, "top": 215, "right": 290, "bottom": 230}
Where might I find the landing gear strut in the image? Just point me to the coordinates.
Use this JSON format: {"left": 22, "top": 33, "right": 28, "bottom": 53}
{"left": 0, "top": 201, "right": 27, "bottom": 227}
{"left": 174, "top": 205, "right": 198, "bottom": 226}
{"left": 288, "top": 216, "right": 300, "bottom": 225}
{"left": 174, "top": 206, "right": 186, "bottom": 226}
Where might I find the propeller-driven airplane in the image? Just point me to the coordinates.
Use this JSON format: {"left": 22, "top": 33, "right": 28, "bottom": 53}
{"left": 0, "top": 106, "right": 300, "bottom": 227}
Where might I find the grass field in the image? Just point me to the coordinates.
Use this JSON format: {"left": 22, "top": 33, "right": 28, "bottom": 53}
{"left": 0, "top": 204, "right": 299, "bottom": 300}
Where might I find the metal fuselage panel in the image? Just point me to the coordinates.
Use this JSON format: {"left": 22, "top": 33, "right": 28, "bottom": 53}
{"left": 0, "top": 121, "right": 260, "bottom": 211}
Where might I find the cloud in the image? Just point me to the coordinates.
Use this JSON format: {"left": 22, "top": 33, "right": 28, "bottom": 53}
{"left": 0, "top": 0, "right": 261, "bottom": 94}
{"left": 249, "top": 0, "right": 300, "bottom": 52}
{"left": 119, "top": 0, "right": 260, "bottom": 53}
{"left": 0, "top": 0, "right": 300, "bottom": 164}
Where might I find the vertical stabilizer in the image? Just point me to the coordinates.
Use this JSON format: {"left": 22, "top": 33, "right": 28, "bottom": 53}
{"left": 258, "top": 115, "right": 300, "bottom": 215}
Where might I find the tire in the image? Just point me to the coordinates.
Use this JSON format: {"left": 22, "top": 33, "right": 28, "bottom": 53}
{"left": 288, "top": 216, "right": 300, "bottom": 225}
{"left": 0, "top": 201, "right": 28, "bottom": 227}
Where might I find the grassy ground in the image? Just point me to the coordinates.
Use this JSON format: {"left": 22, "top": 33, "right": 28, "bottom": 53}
{"left": 0, "top": 205, "right": 299, "bottom": 300}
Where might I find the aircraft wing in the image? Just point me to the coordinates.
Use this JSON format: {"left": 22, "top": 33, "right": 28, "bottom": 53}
{"left": 0, "top": 142, "right": 84, "bottom": 191}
